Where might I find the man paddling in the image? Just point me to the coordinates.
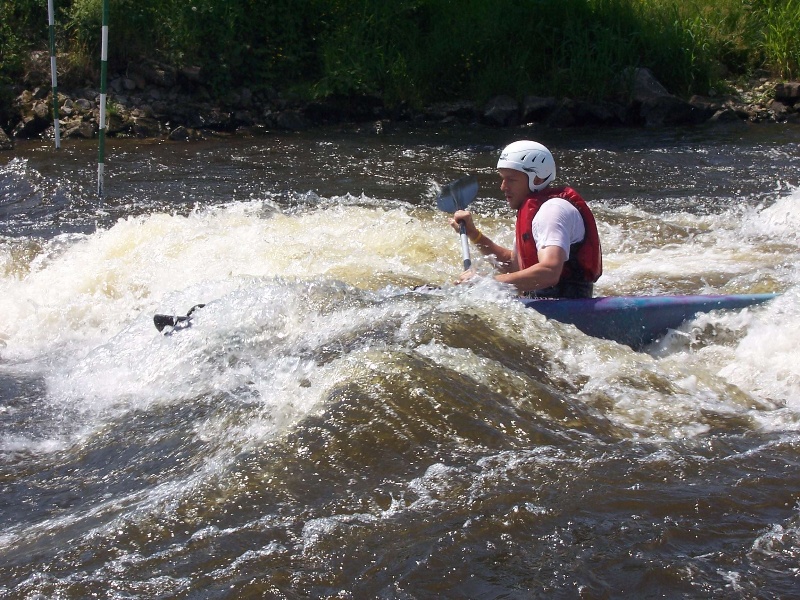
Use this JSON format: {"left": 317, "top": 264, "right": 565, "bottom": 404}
{"left": 450, "top": 140, "right": 602, "bottom": 298}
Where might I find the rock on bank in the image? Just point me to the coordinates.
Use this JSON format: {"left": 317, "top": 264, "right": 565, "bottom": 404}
{"left": 2, "top": 60, "right": 799, "bottom": 148}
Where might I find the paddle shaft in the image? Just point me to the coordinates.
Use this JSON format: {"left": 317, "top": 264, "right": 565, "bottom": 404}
{"left": 458, "top": 222, "right": 472, "bottom": 270}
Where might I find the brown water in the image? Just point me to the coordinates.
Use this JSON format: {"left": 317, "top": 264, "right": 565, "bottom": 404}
{"left": 1, "top": 122, "right": 800, "bottom": 598}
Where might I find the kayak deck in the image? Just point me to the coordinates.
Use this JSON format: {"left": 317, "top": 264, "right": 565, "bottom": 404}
{"left": 520, "top": 293, "right": 778, "bottom": 349}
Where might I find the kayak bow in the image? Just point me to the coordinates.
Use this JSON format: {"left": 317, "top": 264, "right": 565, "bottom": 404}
{"left": 521, "top": 293, "right": 778, "bottom": 348}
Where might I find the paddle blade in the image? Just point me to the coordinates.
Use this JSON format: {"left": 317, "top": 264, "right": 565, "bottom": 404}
{"left": 436, "top": 174, "right": 478, "bottom": 213}
{"left": 153, "top": 304, "right": 205, "bottom": 333}
{"left": 154, "top": 314, "right": 190, "bottom": 333}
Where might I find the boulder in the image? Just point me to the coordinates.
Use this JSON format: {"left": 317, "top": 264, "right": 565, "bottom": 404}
{"left": 770, "top": 100, "right": 789, "bottom": 120}
{"left": 627, "top": 67, "right": 671, "bottom": 101}
{"left": 304, "top": 94, "right": 385, "bottom": 124}
{"left": 178, "top": 66, "right": 203, "bottom": 90}
{"left": 546, "top": 98, "right": 578, "bottom": 128}
{"left": 710, "top": 108, "right": 742, "bottom": 123}
{"left": 168, "top": 125, "right": 190, "bottom": 141}
{"left": 132, "top": 116, "right": 161, "bottom": 137}
{"left": 12, "top": 114, "right": 49, "bottom": 138}
{"left": 774, "top": 82, "right": 800, "bottom": 104}
{"left": 275, "top": 109, "right": 309, "bottom": 131}
{"left": 689, "top": 95, "right": 723, "bottom": 114}
{"left": 233, "top": 109, "right": 255, "bottom": 126}
{"left": 521, "top": 96, "right": 556, "bottom": 123}
{"left": 639, "top": 95, "right": 705, "bottom": 126}
{"left": 129, "top": 61, "right": 176, "bottom": 88}
{"left": 63, "top": 121, "right": 96, "bottom": 139}
{"left": 483, "top": 95, "right": 519, "bottom": 126}
{"left": 0, "top": 127, "right": 13, "bottom": 150}
{"left": 74, "top": 98, "right": 93, "bottom": 113}
{"left": 574, "top": 100, "right": 625, "bottom": 126}
{"left": 424, "top": 100, "right": 479, "bottom": 122}
{"left": 106, "top": 111, "right": 130, "bottom": 135}
{"left": 543, "top": 98, "right": 625, "bottom": 127}
{"left": 622, "top": 68, "right": 704, "bottom": 126}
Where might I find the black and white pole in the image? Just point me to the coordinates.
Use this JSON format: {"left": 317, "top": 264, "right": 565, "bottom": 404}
{"left": 96, "top": 0, "right": 109, "bottom": 197}
{"left": 47, "top": 0, "right": 60, "bottom": 149}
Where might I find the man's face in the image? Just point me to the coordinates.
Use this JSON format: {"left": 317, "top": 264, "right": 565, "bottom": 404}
{"left": 498, "top": 168, "right": 530, "bottom": 210}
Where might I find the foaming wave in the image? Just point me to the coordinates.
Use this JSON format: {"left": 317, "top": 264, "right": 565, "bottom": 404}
{"left": 715, "top": 289, "right": 800, "bottom": 417}
{"left": 597, "top": 187, "right": 799, "bottom": 295}
{"left": 0, "top": 198, "right": 457, "bottom": 361}
{"left": 738, "top": 187, "right": 800, "bottom": 244}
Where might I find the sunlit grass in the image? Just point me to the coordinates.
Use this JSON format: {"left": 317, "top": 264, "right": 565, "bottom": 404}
{"left": 1, "top": 0, "right": 798, "bottom": 110}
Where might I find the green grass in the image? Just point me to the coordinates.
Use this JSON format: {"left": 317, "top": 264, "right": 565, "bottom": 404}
{"left": 758, "top": 0, "right": 800, "bottom": 78}
{"left": 1, "top": 0, "right": 799, "bottom": 116}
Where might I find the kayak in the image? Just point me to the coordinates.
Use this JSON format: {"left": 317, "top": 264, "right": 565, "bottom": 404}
{"left": 155, "top": 293, "right": 778, "bottom": 350}
{"left": 520, "top": 293, "right": 778, "bottom": 348}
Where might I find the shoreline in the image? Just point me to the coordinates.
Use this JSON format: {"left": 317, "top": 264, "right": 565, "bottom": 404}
{"left": 2, "top": 58, "right": 799, "bottom": 152}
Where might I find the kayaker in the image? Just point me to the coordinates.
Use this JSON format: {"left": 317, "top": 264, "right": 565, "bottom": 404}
{"left": 450, "top": 140, "right": 602, "bottom": 298}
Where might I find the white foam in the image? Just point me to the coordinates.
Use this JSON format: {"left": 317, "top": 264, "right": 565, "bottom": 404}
{"left": 2, "top": 187, "right": 799, "bottom": 449}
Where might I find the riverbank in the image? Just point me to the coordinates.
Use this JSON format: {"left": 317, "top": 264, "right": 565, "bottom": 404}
{"left": 2, "top": 54, "right": 799, "bottom": 152}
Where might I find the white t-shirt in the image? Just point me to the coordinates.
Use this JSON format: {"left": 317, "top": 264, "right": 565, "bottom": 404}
{"left": 531, "top": 197, "right": 585, "bottom": 258}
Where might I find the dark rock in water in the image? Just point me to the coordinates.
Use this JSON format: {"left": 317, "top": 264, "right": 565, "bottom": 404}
{"left": 13, "top": 114, "right": 49, "bottom": 139}
{"left": 483, "top": 95, "right": 520, "bottom": 127}
{"left": 275, "top": 109, "right": 309, "bottom": 131}
{"left": 546, "top": 99, "right": 579, "bottom": 128}
{"left": 107, "top": 112, "right": 130, "bottom": 135}
{"left": 639, "top": 95, "right": 703, "bottom": 127}
{"left": 689, "top": 95, "right": 723, "bottom": 114}
{"left": 132, "top": 116, "right": 161, "bottom": 138}
{"left": 424, "top": 100, "right": 479, "bottom": 122}
{"left": 770, "top": 100, "right": 790, "bottom": 120}
{"left": 0, "top": 126, "right": 12, "bottom": 150}
{"left": 627, "top": 67, "right": 671, "bottom": 102}
{"left": 710, "top": 108, "right": 742, "bottom": 123}
{"left": 775, "top": 82, "right": 800, "bottom": 104}
{"left": 621, "top": 67, "right": 705, "bottom": 126}
{"left": 303, "top": 94, "right": 385, "bottom": 125}
{"left": 63, "top": 121, "right": 96, "bottom": 139}
{"left": 168, "top": 125, "right": 190, "bottom": 141}
{"left": 547, "top": 98, "right": 626, "bottom": 127}
{"left": 521, "top": 96, "right": 556, "bottom": 123}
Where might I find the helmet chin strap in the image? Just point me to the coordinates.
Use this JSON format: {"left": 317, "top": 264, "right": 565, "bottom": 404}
{"left": 529, "top": 173, "right": 553, "bottom": 192}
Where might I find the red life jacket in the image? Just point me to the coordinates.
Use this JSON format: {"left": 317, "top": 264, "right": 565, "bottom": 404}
{"left": 515, "top": 186, "right": 602, "bottom": 283}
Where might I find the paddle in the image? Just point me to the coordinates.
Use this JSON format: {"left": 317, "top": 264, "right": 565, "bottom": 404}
{"left": 153, "top": 303, "right": 205, "bottom": 333}
{"left": 152, "top": 175, "right": 479, "bottom": 332}
{"left": 436, "top": 174, "right": 479, "bottom": 270}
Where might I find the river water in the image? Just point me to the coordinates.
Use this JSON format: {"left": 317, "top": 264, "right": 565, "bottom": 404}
{"left": 1, "top": 122, "right": 799, "bottom": 598}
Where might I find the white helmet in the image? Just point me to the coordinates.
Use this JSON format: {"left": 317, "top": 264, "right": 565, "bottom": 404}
{"left": 497, "top": 140, "right": 556, "bottom": 192}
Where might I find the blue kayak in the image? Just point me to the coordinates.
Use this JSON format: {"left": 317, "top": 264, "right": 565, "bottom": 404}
{"left": 519, "top": 293, "right": 778, "bottom": 348}
{"left": 155, "top": 292, "right": 778, "bottom": 348}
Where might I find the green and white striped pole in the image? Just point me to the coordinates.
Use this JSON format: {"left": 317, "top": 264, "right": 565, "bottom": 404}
{"left": 47, "top": 0, "right": 60, "bottom": 149}
{"left": 97, "top": 0, "right": 109, "bottom": 196}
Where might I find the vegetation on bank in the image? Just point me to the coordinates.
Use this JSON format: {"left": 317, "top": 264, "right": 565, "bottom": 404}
{"left": 2, "top": 0, "right": 799, "bottom": 120}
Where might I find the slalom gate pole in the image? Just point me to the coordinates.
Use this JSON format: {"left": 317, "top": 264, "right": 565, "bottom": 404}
{"left": 97, "top": 0, "right": 109, "bottom": 197}
{"left": 47, "top": 0, "right": 60, "bottom": 149}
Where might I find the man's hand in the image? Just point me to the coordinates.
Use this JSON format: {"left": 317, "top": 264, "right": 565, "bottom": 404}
{"left": 495, "top": 245, "right": 565, "bottom": 291}
{"left": 454, "top": 268, "right": 477, "bottom": 285}
{"left": 450, "top": 210, "right": 478, "bottom": 237}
